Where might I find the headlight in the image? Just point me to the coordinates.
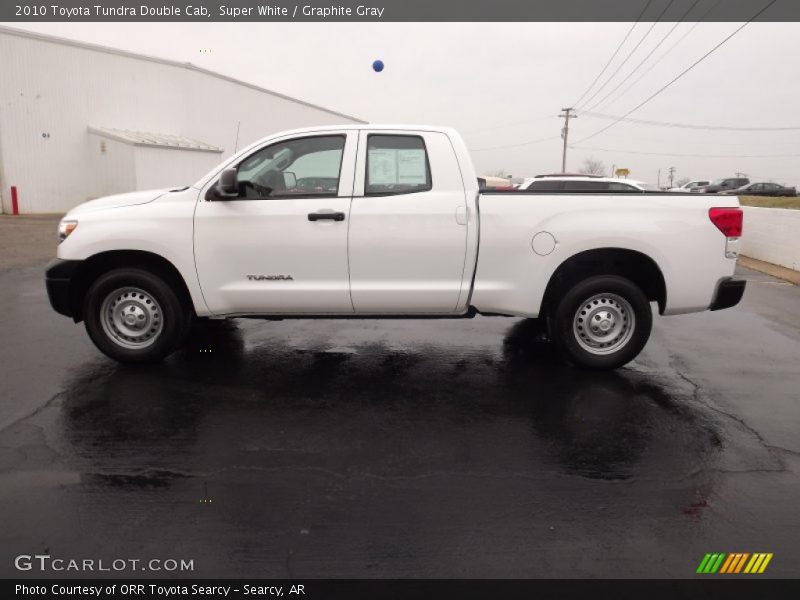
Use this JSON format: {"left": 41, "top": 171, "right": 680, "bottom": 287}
{"left": 58, "top": 220, "right": 78, "bottom": 243}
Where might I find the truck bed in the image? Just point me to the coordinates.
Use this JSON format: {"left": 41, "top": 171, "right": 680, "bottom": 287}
{"left": 471, "top": 191, "right": 740, "bottom": 317}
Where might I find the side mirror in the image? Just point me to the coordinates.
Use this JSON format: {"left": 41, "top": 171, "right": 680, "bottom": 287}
{"left": 218, "top": 167, "right": 239, "bottom": 197}
{"left": 283, "top": 171, "right": 297, "bottom": 189}
{"left": 206, "top": 167, "right": 240, "bottom": 200}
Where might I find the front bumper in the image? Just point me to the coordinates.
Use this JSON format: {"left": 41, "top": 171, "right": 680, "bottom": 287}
{"left": 45, "top": 258, "right": 82, "bottom": 319}
{"left": 709, "top": 278, "right": 746, "bottom": 311}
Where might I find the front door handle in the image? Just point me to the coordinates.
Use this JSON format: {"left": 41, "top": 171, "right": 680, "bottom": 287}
{"left": 308, "top": 211, "right": 345, "bottom": 222}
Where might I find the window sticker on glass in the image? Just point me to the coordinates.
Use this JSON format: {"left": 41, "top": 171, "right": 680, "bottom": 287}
{"left": 368, "top": 148, "right": 399, "bottom": 185}
{"left": 397, "top": 149, "right": 426, "bottom": 184}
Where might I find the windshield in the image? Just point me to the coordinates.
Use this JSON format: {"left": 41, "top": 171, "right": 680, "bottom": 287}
{"left": 710, "top": 178, "right": 724, "bottom": 185}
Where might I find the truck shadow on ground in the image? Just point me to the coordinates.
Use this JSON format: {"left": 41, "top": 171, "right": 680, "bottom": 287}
{"left": 57, "top": 319, "right": 724, "bottom": 491}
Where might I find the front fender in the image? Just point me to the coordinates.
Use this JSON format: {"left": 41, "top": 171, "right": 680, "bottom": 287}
{"left": 56, "top": 189, "right": 211, "bottom": 317}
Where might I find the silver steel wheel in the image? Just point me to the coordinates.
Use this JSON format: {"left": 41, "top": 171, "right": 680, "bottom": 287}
{"left": 572, "top": 293, "right": 636, "bottom": 356}
{"left": 100, "top": 287, "right": 163, "bottom": 349}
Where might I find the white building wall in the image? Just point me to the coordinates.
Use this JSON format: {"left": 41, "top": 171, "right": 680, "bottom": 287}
{"left": 741, "top": 207, "right": 800, "bottom": 271}
{"left": 133, "top": 146, "right": 222, "bottom": 191}
{"left": 0, "top": 27, "right": 364, "bottom": 213}
{"left": 89, "top": 135, "right": 136, "bottom": 198}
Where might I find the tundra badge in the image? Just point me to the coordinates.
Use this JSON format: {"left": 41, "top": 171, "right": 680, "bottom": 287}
{"left": 247, "top": 275, "right": 294, "bottom": 281}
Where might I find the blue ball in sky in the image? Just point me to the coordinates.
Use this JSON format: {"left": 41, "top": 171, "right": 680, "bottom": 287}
{"left": 372, "top": 60, "right": 384, "bottom": 72}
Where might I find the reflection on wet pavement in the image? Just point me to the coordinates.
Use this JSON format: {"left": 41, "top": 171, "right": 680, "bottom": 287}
{"left": 58, "top": 320, "right": 723, "bottom": 484}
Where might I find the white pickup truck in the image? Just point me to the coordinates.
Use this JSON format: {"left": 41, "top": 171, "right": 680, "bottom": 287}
{"left": 46, "top": 125, "right": 745, "bottom": 369}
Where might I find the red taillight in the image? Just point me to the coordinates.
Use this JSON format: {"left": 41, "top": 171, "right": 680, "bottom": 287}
{"left": 709, "top": 207, "right": 743, "bottom": 237}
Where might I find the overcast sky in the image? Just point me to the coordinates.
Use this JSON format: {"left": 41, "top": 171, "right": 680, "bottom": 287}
{"left": 10, "top": 21, "right": 800, "bottom": 186}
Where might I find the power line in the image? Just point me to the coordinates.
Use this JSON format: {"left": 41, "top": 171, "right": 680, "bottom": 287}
{"left": 576, "top": 0, "right": 672, "bottom": 110}
{"left": 569, "top": 144, "right": 800, "bottom": 159}
{"left": 464, "top": 1, "right": 709, "bottom": 144}
{"left": 584, "top": 0, "right": 702, "bottom": 113}
{"left": 470, "top": 135, "right": 560, "bottom": 152}
{"left": 581, "top": 111, "right": 800, "bottom": 132}
{"left": 585, "top": 132, "right": 800, "bottom": 146}
{"left": 572, "top": 0, "right": 780, "bottom": 144}
{"left": 478, "top": 1, "right": 725, "bottom": 144}
{"left": 461, "top": 114, "right": 555, "bottom": 135}
{"left": 599, "top": 0, "right": 725, "bottom": 111}
{"left": 571, "top": 0, "right": 654, "bottom": 108}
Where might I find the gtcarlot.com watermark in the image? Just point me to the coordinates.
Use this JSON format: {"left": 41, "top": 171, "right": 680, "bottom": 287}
{"left": 14, "top": 554, "right": 194, "bottom": 573}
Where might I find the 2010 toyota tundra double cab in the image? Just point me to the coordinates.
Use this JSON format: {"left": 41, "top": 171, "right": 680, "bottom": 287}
{"left": 45, "top": 125, "right": 746, "bottom": 369}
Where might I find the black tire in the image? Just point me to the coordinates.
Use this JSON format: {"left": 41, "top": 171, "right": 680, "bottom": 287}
{"left": 550, "top": 275, "right": 652, "bottom": 370}
{"left": 83, "top": 267, "right": 191, "bottom": 363}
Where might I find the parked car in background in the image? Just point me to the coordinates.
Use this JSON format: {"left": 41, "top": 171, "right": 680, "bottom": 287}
{"left": 720, "top": 182, "right": 797, "bottom": 197}
{"left": 697, "top": 178, "right": 750, "bottom": 194}
{"left": 519, "top": 173, "right": 602, "bottom": 188}
{"left": 668, "top": 180, "right": 709, "bottom": 192}
{"left": 519, "top": 175, "right": 658, "bottom": 192}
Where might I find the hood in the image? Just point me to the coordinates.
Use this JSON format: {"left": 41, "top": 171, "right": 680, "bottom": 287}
{"left": 65, "top": 188, "right": 174, "bottom": 217}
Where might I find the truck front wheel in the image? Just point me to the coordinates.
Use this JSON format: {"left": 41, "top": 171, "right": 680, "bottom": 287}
{"left": 550, "top": 275, "right": 652, "bottom": 369}
{"left": 84, "top": 268, "right": 190, "bottom": 363}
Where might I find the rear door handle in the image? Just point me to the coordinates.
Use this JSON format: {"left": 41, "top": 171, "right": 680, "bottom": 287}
{"left": 308, "top": 211, "right": 345, "bottom": 222}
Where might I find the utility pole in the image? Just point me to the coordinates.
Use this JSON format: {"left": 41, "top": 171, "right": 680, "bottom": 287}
{"left": 657, "top": 168, "right": 661, "bottom": 189}
{"left": 668, "top": 166, "right": 676, "bottom": 188}
{"left": 735, "top": 171, "right": 747, "bottom": 179}
{"left": 559, "top": 107, "right": 576, "bottom": 173}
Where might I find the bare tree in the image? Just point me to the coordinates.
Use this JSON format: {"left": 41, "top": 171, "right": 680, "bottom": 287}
{"left": 580, "top": 156, "right": 607, "bottom": 176}
{"left": 675, "top": 177, "right": 691, "bottom": 187}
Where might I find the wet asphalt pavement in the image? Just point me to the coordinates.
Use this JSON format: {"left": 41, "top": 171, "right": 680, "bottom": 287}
{"left": 1, "top": 235, "right": 799, "bottom": 578}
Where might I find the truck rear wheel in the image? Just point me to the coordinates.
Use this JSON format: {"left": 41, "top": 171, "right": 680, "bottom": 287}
{"left": 84, "top": 268, "right": 190, "bottom": 363}
{"left": 550, "top": 275, "right": 651, "bottom": 369}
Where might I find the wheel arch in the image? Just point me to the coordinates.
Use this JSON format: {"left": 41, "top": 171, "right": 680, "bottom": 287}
{"left": 541, "top": 248, "right": 667, "bottom": 317}
{"left": 69, "top": 250, "right": 196, "bottom": 322}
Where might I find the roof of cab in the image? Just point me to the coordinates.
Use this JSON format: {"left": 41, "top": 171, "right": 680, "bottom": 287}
{"left": 265, "top": 124, "right": 458, "bottom": 136}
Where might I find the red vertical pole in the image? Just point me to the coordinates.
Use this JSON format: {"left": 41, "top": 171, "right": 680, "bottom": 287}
{"left": 10, "top": 186, "right": 19, "bottom": 215}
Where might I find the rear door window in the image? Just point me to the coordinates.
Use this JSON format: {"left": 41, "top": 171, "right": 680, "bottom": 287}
{"left": 366, "top": 135, "right": 432, "bottom": 195}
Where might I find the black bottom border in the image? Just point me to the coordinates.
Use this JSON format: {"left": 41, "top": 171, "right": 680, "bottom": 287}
{"left": 6, "top": 579, "right": 800, "bottom": 600}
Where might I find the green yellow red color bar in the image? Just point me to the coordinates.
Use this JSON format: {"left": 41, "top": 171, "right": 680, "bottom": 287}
{"left": 697, "top": 553, "right": 773, "bottom": 574}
